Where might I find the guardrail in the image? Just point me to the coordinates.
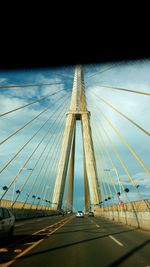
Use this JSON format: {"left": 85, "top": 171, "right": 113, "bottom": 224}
{"left": 0, "top": 199, "right": 60, "bottom": 220}
{"left": 97, "top": 199, "right": 150, "bottom": 212}
{"left": 94, "top": 199, "right": 150, "bottom": 231}
{"left": 0, "top": 199, "right": 54, "bottom": 210}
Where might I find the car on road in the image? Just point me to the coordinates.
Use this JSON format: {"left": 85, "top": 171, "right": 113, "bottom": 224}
{"left": 76, "top": 211, "right": 84, "bottom": 218}
{"left": 88, "top": 211, "right": 94, "bottom": 217}
{"left": 0, "top": 207, "right": 15, "bottom": 238}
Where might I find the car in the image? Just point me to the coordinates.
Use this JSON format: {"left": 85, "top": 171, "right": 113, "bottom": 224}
{"left": 88, "top": 211, "right": 94, "bottom": 217}
{"left": 76, "top": 211, "right": 84, "bottom": 218}
{"left": 0, "top": 207, "right": 15, "bottom": 238}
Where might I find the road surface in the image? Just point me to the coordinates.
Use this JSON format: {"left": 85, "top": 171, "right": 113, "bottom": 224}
{"left": 0, "top": 214, "right": 150, "bottom": 266}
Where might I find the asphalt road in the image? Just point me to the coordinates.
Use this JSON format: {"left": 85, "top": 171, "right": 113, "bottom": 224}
{"left": 0, "top": 214, "right": 150, "bottom": 267}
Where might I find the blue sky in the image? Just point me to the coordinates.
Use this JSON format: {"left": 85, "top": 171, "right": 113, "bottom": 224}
{"left": 0, "top": 61, "right": 149, "bottom": 211}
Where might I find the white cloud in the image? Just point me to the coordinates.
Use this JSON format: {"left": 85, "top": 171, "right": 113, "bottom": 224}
{"left": 0, "top": 78, "right": 8, "bottom": 84}
{"left": 119, "top": 171, "right": 150, "bottom": 189}
{"left": 0, "top": 62, "right": 149, "bottom": 208}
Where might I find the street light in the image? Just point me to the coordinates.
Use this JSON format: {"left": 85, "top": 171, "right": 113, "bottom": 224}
{"left": 10, "top": 167, "right": 33, "bottom": 203}
{"left": 2, "top": 186, "right": 8, "bottom": 191}
{"left": 43, "top": 185, "right": 50, "bottom": 204}
{"left": 104, "top": 168, "right": 122, "bottom": 195}
{"left": 36, "top": 197, "right": 41, "bottom": 210}
{"left": 104, "top": 168, "right": 122, "bottom": 204}
{"left": 113, "top": 168, "right": 122, "bottom": 194}
{"left": 113, "top": 170, "right": 130, "bottom": 195}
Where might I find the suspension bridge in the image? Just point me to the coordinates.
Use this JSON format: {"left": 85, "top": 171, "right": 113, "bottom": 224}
{"left": 0, "top": 61, "right": 150, "bottom": 266}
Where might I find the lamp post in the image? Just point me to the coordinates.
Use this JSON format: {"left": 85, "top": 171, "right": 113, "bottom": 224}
{"left": 113, "top": 168, "right": 122, "bottom": 194}
{"left": 36, "top": 197, "right": 41, "bottom": 210}
{"left": 44, "top": 200, "right": 52, "bottom": 210}
{"left": 11, "top": 167, "right": 33, "bottom": 204}
{"left": 104, "top": 168, "right": 122, "bottom": 204}
{"left": 11, "top": 180, "right": 17, "bottom": 205}
{"left": 1, "top": 167, "right": 33, "bottom": 205}
{"left": 43, "top": 185, "right": 50, "bottom": 203}
{"left": 104, "top": 168, "right": 122, "bottom": 195}
{"left": 31, "top": 194, "right": 36, "bottom": 206}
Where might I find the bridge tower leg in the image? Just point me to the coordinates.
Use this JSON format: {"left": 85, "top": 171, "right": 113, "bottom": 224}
{"left": 84, "top": 157, "right": 90, "bottom": 212}
{"left": 65, "top": 130, "right": 76, "bottom": 211}
{"left": 52, "top": 65, "right": 100, "bottom": 210}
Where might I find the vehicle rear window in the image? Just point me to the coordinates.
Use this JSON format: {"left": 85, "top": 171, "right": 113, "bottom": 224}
{"left": 3, "top": 208, "right": 11, "bottom": 219}
{"left": 0, "top": 207, "right": 3, "bottom": 218}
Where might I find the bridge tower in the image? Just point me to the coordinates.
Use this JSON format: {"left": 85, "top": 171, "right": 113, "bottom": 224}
{"left": 52, "top": 65, "right": 100, "bottom": 211}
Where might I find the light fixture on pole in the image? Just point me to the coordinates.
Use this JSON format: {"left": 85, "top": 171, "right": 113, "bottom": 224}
{"left": 104, "top": 168, "right": 122, "bottom": 195}
{"left": 11, "top": 167, "right": 33, "bottom": 203}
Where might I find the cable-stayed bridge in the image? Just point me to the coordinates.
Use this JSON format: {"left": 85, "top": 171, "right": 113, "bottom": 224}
{"left": 0, "top": 62, "right": 150, "bottom": 266}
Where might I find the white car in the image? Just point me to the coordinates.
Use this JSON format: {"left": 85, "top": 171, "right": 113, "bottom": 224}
{"left": 0, "top": 207, "right": 15, "bottom": 237}
{"left": 76, "top": 211, "right": 84, "bottom": 218}
{"left": 88, "top": 211, "right": 94, "bottom": 217}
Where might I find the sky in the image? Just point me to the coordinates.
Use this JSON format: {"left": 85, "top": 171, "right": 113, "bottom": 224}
{"left": 0, "top": 60, "right": 149, "bottom": 211}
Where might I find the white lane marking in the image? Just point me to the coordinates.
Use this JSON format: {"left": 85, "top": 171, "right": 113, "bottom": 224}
{"left": 24, "top": 242, "right": 35, "bottom": 245}
{"left": 109, "top": 235, "right": 123, "bottom": 246}
{"left": 96, "top": 224, "right": 100, "bottom": 228}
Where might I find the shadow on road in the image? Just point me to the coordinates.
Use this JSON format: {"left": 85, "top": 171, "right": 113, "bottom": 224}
{"left": 53, "top": 224, "right": 135, "bottom": 236}
{"left": 106, "top": 239, "right": 150, "bottom": 267}
{"left": 0, "top": 224, "right": 149, "bottom": 265}
{"left": 15, "top": 228, "right": 140, "bottom": 260}
{"left": 0, "top": 234, "right": 46, "bottom": 264}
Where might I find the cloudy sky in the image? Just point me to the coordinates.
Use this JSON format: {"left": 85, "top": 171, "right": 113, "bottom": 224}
{"left": 0, "top": 60, "right": 149, "bottom": 211}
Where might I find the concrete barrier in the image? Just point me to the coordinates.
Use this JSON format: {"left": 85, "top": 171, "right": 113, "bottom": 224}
{"left": 10, "top": 208, "right": 60, "bottom": 220}
{"left": 94, "top": 199, "right": 150, "bottom": 231}
{"left": 0, "top": 199, "right": 60, "bottom": 220}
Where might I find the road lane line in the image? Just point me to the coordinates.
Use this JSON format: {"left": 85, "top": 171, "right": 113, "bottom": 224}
{"left": 109, "top": 235, "right": 123, "bottom": 246}
{"left": 1, "top": 239, "right": 44, "bottom": 267}
{"left": 2, "top": 216, "right": 74, "bottom": 267}
{"left": 96, "top": 224, "right": 100, "bottom": 227}
{"left": 24, "top": 242, "right": 35, "bottom": 246}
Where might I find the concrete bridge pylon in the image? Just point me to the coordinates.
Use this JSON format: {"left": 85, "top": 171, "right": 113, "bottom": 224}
{"left": 52, "top": 65, "right": 100, "bottom": 210}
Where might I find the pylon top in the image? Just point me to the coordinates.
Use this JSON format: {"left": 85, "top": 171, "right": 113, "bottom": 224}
{"left": 69, "top": 65, "right": 87, "bottom": 113}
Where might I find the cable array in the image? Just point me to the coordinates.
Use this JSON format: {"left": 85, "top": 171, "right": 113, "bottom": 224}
{"left": 87, "top": 97, "right": 149, "bottom": 209}
{"left": 0, "top": 61, "right": 149, "bottom": 211}
{"left": 0, "top": 85, "right": 71, "bottom": 207}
